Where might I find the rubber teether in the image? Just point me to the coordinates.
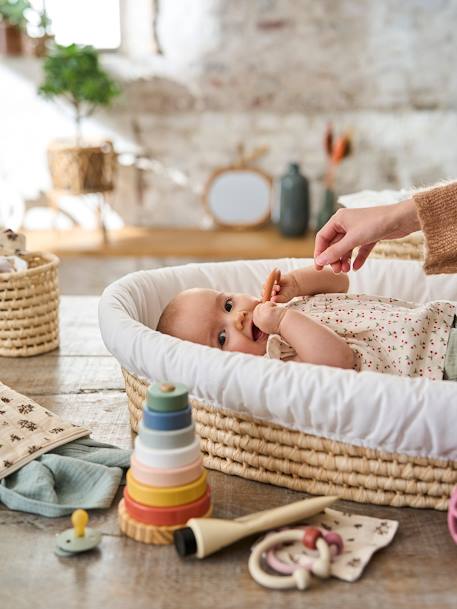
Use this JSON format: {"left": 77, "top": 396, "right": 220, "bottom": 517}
{"left": 55, "top": 509, "right": 102, "bottom": 557}
{"left": 448, "top": 485, "right": 457, "bottom": 544}
{"left": 262, "top": 268, "right": 281, "bottom": 303}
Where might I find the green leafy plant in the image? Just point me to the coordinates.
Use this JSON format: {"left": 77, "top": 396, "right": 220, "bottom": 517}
{"left": 0, "top": 0, "right": 30, "bottom": 28}
{"left": 38, "top": 43, "right": 121, "bottom": 143}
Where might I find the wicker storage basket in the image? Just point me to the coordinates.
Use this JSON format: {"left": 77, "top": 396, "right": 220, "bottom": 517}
{"left": 47, "top": 140, "right": 116, "bottom": 194}
{"left": 0, "top": 252, "right": 59, "bottom": 357}
{"left": 122, "top": 369, "right": 457, "bottom": 511}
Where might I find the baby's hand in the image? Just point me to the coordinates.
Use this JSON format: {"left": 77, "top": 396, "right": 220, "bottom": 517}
{"left": 263, "top": 271, "right": 299, "bottom": 303}
{"left": 253, "top": 301, "right": 287, "bottom": 335}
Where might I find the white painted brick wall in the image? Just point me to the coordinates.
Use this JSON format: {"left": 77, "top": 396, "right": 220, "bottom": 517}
{"left": 1, "top": 0, "right": 457, "bottom": 229}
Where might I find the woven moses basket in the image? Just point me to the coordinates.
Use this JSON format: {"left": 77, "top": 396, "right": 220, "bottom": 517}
{"left": 116, "top": 242, "right": 456, "bottom": 512}
{"left": 122, "top": 368, "right": 456, "bottom": 512}
{"left": 0, "top": 252, "right": 59, "bottom": 357}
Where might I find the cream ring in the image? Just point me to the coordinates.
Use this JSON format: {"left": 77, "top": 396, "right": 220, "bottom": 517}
{"left": 130, "top": 454, "right": 203, "bottom": 488}
{"left": 134, "top": 436, "right": 201, "bottom": 470}
{"left": 249, "top": 530, "right": 331, "bottom": 590}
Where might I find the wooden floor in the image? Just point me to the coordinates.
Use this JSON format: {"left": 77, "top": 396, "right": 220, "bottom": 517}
{"left": 0, "top": 297, "right": 456, "bottom": 609}
{"left": 24, "top": 226, "right": 316, "bottom": 260}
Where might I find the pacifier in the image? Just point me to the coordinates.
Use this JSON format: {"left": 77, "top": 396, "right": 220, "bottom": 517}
{"left": 55, "top": 509, "right": 102, "bottom": 557}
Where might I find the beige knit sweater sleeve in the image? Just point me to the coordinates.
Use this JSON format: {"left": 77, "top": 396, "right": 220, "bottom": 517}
{"left": 413, "top": 181, "right": 457, "bottom": 274}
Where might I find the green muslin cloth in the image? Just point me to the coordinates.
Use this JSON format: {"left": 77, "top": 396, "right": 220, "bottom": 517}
{"left": 0, "top": 437, "right": 131, "bottom": 517}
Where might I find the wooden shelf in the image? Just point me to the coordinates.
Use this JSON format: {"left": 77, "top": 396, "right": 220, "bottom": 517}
{"left": 24, "top": 226, "right": 316, "bottom": 260}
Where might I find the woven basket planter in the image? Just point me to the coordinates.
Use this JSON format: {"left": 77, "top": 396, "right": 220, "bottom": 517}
{"left": 122, "top": 368, "right": 457, "bottom": 511}
{"left": 0, "top": 252, "right": 59, "bottom": 357}
{"left": 47, "top": 140, "right": 116, "bottom": 194}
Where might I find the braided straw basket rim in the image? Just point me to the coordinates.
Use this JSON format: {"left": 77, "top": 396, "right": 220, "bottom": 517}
{"left": 122, "top": 368, "right": 456, "bottom": 511}
{"left": 0, "top": 251, "right": 59, "bottom": 279}
{"left": 0, "top": 251, "right": 60, "bottom": 357}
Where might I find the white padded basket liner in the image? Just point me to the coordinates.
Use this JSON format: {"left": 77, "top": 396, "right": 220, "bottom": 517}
{"left": 99, "top": 258, "right": 457, "bottom": 462}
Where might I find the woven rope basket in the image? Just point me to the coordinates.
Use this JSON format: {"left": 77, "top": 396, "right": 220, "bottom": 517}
{"left": 122, "top": 369, "right": 456, "bottom": 511}
{"left": 0, "top": 252, "right": 59, "bottom": 357}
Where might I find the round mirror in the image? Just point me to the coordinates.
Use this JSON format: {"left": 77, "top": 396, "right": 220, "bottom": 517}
{"left": 204, "top": 167, "right": 272, "bottom": 229}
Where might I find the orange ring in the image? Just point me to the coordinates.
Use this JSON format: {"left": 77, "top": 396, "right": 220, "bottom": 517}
{"left": 123, "top": 486, "right": 212, "bottom": 526}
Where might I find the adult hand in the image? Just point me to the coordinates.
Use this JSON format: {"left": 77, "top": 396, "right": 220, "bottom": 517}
{"left": 314, "top": 198, "right": 420, "bottom": 272}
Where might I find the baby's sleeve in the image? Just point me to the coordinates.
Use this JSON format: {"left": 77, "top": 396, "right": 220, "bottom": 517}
{"left": 265, "top": 333, "right": 297, "bottom": 360}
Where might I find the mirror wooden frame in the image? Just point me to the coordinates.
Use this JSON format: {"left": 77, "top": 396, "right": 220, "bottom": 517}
{"left": 202, "top": 165, "right": 273, "bottom": 230}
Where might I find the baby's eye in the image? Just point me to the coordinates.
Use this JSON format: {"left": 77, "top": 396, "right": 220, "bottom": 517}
{"left": 224, "top": 298, "right": 233, "bottom": 312}
{"left": 218, "top": 330, "right": 226, "bottom": 348}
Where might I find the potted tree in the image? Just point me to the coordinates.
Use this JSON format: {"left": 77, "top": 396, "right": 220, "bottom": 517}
{"left": 38, "top": 43, "right": 121, "bottom": 194}
{"left": 0, "top": 0, "right": 29, "bottom": 55}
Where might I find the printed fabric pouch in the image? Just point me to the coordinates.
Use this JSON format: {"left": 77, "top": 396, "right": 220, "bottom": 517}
{"left": 0, "top": 381, "right": 89, "bottom": 479}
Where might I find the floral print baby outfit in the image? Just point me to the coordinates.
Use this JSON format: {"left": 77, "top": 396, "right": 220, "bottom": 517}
{"left": 265, "top": 294, "right": 456, "bottom": 380}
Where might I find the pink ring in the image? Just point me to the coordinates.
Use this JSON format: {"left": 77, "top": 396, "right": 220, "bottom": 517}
{"left": 130, "top": 453, "right": 203, "bottom": 487}
{"left": 448, "top": 485, "right": 457, "bottom": 544}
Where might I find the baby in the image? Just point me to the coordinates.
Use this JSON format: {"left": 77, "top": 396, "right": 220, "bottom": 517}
{"left": 157, "top": 265, "right": 457, "bottom": 381}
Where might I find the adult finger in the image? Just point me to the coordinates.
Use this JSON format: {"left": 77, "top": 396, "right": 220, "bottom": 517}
{"left": 314, "top": 231, "right": 359, "bottom": 268}
{"left": 352, "top": 242, "right": 376, "bottom": 270}
{"left": 341, "top": 250, "right": 353, "bottom": 273}
{"left": 314, "top": 219, "right": 342, "bottom": 267}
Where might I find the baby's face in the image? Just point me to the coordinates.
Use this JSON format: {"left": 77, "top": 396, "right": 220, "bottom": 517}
{"left": 170, "top": 288, "right": 268, "bottom": 355}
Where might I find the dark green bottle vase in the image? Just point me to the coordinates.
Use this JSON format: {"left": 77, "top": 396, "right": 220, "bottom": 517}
{"left": 316, "top": 188, "right": 336, "bottom": 232}
{"left": 278, "top": 162, "right": 310, "bottom": 237}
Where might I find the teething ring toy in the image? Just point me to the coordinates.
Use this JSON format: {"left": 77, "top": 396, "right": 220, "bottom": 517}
{"left": 448, "top": 485, "right": 457, "bottom": 544}
{"left": 262, "top": 268, "right": 281, "bottom": 303}
{"left": 249, "top": 526, "right": 340, "bottom": 590}
{"left": 266, "top": 528, "right": 344, "bottom": 576}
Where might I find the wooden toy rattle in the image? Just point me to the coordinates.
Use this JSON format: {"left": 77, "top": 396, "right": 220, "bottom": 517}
{"left": 55, "top": 509, "right": 102, "bottom": 557}
{"left": 262, "top": 268, "right": 281, "bottom": 303}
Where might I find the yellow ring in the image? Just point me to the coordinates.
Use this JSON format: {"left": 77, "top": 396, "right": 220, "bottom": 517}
{"left": 126, "top": 469, "right": 208, "bottom": 508}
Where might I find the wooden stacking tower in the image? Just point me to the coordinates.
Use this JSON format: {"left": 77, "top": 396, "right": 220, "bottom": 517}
{"left": 118, "top": 382, "right": 212, "bottom": 544}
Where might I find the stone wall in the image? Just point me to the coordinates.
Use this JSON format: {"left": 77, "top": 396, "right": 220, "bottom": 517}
{"left": 1, "top": 0, "right": 457, "bottom": 228}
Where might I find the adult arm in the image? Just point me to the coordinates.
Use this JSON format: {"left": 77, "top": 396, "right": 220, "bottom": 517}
{"left": 413, "top": 181, "right": 457, "bottom": 274}
{"left": 314, "top": 180, "right": 457, "bottom": 275}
